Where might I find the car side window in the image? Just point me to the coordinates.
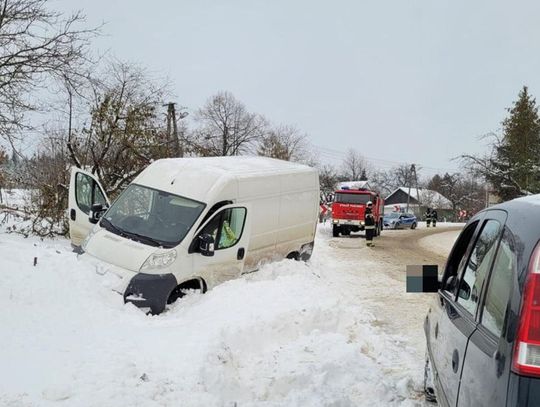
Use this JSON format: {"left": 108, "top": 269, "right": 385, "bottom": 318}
{"left": 457, "top": 220, "right": 502, "bottom": 316}
{"left": 481, "top": 228, "right": 515, "bottom": 337}
{"left": 443, "top": 220, "right": 480, "bottom": 290}
{"left": 199, "top": 207, "right": 246, "bottom": 250}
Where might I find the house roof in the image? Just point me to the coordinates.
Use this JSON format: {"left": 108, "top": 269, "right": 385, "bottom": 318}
{"left": 385, "top": 187, "right": 453, "bottom": 209}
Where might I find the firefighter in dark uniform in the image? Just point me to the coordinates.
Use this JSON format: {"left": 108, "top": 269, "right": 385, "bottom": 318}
{"left": 431, "top": 208, "right": 438, "bottom": 227}
{"left": 425, "top": 208, "right": 432, "bottom": 228}
{"left": 365, "top": 201, "right": 376, "bottom": 247}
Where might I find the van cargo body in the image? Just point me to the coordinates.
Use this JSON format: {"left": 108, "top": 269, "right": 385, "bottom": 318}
{"left": 68, "top": 157, "right": 320, "bottom": 313}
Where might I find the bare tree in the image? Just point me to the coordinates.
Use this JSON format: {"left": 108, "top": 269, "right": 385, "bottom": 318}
{"left": 68, "top": 60, "right": 171, "bottom": 196}
{"left": 190, "top": 91, "right": 266, "bottom": 156}
{"left": 257, "top": 124, "right": 309, "bottom": 161}
{"left": 340, "top": 149, "right": 369, "bottom": 180}
{"left": 0, "top": 0, "right": 97, "bottom": 147}
{"left": 369, "top": 164, "right": 420, "bottom": 196}
{"left": 318, "top": 164, "right": 339, "bottom": 192}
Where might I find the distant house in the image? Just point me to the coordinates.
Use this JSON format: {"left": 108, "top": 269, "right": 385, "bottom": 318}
{"left": 384, "top": 187, "right": 453, "bottom": 218}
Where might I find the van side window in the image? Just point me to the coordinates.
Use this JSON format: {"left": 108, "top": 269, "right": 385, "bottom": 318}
{"left": 76, "top": 172, "right": 107, "bottom": 215}
{"left": 218, "top": 208, "right": 246, "bottom": 249}
{"left": 481, "top": 228, "right": 515, "bottom": 337}
{"left": 457, "top": 220, "right": 502, "bottom": 316}
{"left": 75, "top": 173, "right": 93, "bottom": 214}
{"left": 199, "top": 207, "right": 247, "bottom": 250}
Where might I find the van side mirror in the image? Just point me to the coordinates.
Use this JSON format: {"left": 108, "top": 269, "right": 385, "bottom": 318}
{"left": 89, "top": 203, "right": 107, "bottom": 224}
{"left": 199, "top": 233, "right": 215, "bottom": 257}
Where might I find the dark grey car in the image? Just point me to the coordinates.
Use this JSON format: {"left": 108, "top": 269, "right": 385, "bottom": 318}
{"left": 423, "top": 196, "right": 540, "bottom": 406}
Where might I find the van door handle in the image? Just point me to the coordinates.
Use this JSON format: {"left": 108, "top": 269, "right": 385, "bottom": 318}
{"left": 237, "top": 248, "right": 245, "bottom": 260}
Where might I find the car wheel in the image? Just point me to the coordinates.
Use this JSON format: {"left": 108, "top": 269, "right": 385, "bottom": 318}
{"left": 411, "top": 222, "right": 417, "bottom": 230}
{"left": 332, "top": 225, "right": 340, "bottom": 237}
{"left": 424, "top": 351, "right": 437, "bottom": 403}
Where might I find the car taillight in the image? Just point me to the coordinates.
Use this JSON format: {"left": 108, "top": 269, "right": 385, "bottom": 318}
{"left": 513, "top": 242, "right": 540, "bottom": 377}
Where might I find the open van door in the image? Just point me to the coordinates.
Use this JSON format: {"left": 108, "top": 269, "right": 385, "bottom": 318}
{"left": 68, "top": 167, "right": 110, "bottom": 247}
{"left": 191, "top": 204, "right": 252, "bottom": 286}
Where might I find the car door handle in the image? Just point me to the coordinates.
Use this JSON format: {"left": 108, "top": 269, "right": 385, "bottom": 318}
{"left": 452, "top": 349, "right": 459, "bottom": 373}
{"left": 70, "top": 209, "right": 76, "bottom": 221}
{"left": 237, "top": 248, "right": 245, "bottom": 260}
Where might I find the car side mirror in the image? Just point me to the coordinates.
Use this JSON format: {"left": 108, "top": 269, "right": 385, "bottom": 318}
{"left": 458, "top": 280, "right": 471, "bottom": 300}
{"left": 199, "top": 233, "right": 215, "bottom": 257}
{"left": 443, "top": 275, "right": 458, "bottom": 293}
{"left": 89, "top": 203, "right": 107, "bottom": 224}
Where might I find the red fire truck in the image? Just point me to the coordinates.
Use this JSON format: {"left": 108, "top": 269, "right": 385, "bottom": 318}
{"left": 331, "top": 186, "right": 384, "bottom": 237}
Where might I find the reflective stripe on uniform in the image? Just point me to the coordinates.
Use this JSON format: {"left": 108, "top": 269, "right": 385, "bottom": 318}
{"left": 365, "top": 225, "right": 376, "bottom": 230}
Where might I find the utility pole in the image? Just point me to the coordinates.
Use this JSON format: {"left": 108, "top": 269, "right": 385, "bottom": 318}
{"left": 406, "top": 164, "right": 414, "bottom": 213}
{"left": 165, "top": 102, "right": 184, "bottom": 158}
{"left": 405, "top": 164, "right": 421, "bottom": 214}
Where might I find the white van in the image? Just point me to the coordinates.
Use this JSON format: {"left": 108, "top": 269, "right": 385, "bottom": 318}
{"left": 68, "top": 156, "right": 319, "bottom": 313}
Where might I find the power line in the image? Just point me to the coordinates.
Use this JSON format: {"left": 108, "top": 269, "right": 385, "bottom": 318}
{"left": 311, "top": 144, "right": 460, "bottom": 174}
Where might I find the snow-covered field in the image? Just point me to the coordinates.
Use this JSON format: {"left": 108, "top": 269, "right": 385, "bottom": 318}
{"left": 0, "top": 220, "right": 461, "bottom": 406}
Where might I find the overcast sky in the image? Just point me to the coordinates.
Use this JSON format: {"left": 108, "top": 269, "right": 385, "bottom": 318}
{"left": 53, "top": 0, "right": 540, "bottom": 176}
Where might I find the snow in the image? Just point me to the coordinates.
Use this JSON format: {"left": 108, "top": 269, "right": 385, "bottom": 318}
{"left": 0, "top": 223, "right": 437, "bottom": 406}
{"left": 418, "top": 230, "right": 461, "bottom": 257}
{"left": 0, "top": 188, "right": 30, "bottom": 210}
{"left": 515, "top": 194, "right": 540, "bottom": 205}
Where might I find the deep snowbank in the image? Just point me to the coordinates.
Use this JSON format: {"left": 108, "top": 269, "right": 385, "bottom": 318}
{"left": 0, "top": 229, "right": 423, "bottom": 406}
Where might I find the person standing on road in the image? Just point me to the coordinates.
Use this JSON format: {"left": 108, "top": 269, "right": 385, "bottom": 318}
{"left": 431, "top": 208, "right": 438, "bottom": 227}
{"left": 365, "top": 201, "right": 376, "bottom": 247}
{"left": 425, "top": 207, "right": 432, "bottom": 227}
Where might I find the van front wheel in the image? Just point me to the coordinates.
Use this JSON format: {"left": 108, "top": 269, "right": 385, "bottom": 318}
{"left": 167, "top": 278, "right": 206, "bottom": 305}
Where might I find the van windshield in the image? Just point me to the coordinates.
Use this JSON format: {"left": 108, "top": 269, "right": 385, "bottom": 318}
{"left": 100, "top": 184, "right": 205, "bottom": 248}
{"left": 335, "top": 192, "right": 372, "bottom": 205}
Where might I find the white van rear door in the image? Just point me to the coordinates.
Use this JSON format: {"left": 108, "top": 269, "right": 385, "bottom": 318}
{"left": 68, "top": 167, "right": 110, "bottom": 246}
{"left": 192, "top": 204, "right": 252, "bottom": 287}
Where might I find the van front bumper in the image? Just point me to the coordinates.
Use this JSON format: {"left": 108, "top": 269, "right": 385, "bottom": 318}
{"left": 124, "top": 273, "right": 178, "bottom": 314}
{"left": 80, "top": 253, "right": 177, "bottom": 314}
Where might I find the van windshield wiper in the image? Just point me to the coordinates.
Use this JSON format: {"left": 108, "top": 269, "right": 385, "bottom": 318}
{"left": 100, "top": 217, "right": 167, "bottom": 248}
{"left": 120, "top": 230, "right": 166, "bottom": 248}
{"left": 100, "top": 217, "right": 125, "bottom": 236}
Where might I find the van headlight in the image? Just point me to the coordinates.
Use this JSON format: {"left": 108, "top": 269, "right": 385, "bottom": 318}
{"left": 140, "top": 249, "right": 177, "bottom": 271}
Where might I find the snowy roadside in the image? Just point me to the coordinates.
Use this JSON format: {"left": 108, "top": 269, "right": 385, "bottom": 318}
{"left": 0, "top": 225, "right": 427, "bottom": 407}
{"left": 418, "top": 230, "right": 461, "bottom": 258}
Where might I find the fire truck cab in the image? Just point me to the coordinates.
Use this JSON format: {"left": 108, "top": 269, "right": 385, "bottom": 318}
{"left": 331, "top": 187, "right": 384, "bottom": 238}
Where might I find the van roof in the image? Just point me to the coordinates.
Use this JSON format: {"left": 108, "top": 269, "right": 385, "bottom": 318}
{"left": 133, "top": 156, "right": 317, "bottom": 203}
